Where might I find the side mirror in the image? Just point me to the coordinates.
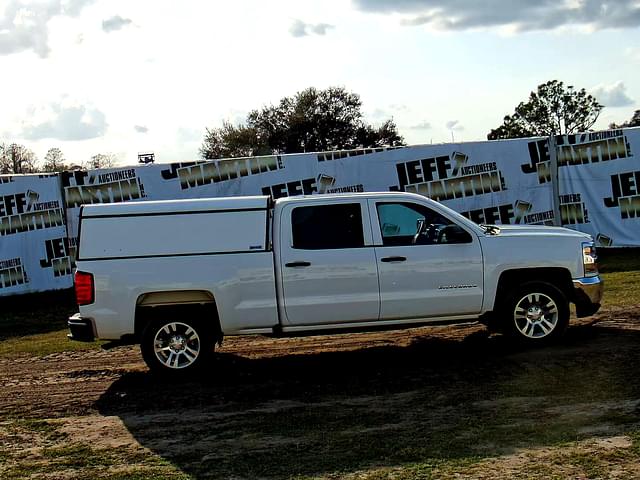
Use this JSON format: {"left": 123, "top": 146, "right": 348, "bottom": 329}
{"left": 382, "top": 223, "right": 400, "bottom": 236}
{"left": 440, "top": 225, "right": 472, "bottom": 244}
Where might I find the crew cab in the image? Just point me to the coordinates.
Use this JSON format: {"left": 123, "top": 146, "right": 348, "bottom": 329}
{"left": 68, "top": 192, "right": 603, "bottom": 374}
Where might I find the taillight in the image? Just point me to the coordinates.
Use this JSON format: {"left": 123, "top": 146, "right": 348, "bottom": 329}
{"left": 75, "top": 271, "right": 94, "bottom": 306}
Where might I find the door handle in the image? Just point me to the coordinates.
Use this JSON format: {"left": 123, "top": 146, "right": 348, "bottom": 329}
{"left": 380, "top": 256, "right": 407, "bottom": 263}
{"left": 285, "top": 261, "right": 311, "bottom": 267}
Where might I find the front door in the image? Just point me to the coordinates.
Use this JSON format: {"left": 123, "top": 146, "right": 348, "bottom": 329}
{"left": 369, "top": 200, "right": 484, "bottom": 320}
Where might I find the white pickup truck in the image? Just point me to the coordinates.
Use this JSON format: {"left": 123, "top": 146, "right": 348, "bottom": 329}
{"left": 68, "top": 192, "right": 603, "bottom": 374}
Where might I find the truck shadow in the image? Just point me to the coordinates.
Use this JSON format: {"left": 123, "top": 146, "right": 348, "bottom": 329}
{"left": 96, "top": 322, "right": 640, "bottom": 479}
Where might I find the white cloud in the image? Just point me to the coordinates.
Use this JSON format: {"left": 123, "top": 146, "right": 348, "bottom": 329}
{"left": 626, "top": 47, "right": 640, "bottom": 62}
{"left": 102, "top": 15, "right": 133, "bottom": 33}
{"left": 217, "top": 109, "right": 249, "bottom": 127}
{"left": 0, "top": 0, "right": 637, "bottom": 165}
{"left": 289, "top": 19, "right": 335, "bottom": 37}
{"left": 0, "top": 0, "right": 94, "bottom": 57}
{"left": 20, "top": 101, "right": 107, "bottom": 141}
{"left": 134, "top": 125, "right": 148, "bottom": 133}
{"left": 353, "top": 0, "right": 640, "bottom": 31}
{"left": 390, "top": 103, "right": 410, "bottom": 112}
{"left": 592, "top": 81, "right": 634, "bottom": 108}
{"left": 446, "top": 120, "right": 463, "bottom": 131}
{"left": 176, "top": 127, "right": 202, "bottom": 143}
{"left": 368, "top": 105, "right": 410, "bottom": 123}
{"left": 368, "top": 108, "right": 390, "bottom": 120}
{"left": 410, "top": 121, "right": 431, "bottom": 130}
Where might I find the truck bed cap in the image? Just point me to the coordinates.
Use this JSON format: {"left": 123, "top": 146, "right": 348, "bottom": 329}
{"left": 81, "top": 195, "right": 270, "bottom": 217}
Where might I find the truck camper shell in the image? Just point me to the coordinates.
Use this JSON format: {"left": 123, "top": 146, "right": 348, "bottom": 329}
{"left": 78, "top": 196, "right": 270, "bottom": 261}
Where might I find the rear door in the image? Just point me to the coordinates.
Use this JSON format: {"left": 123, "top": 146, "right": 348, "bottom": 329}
{"left": 369, "top": 200, "right": 484, "bottom": 320}
{"left": 279, "top": 199, "right": 379, "bottom": 326}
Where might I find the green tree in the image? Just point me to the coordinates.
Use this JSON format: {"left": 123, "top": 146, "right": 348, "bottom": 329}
{"left": 201, "top": 122, "right": 270, "bottom": 159}
{"left": 200, "top": 87, "right": 405, "bottom": 159}
{"left": 488, "top": 80, "right": 603, "bottom": 140}
{"left": 42, "top": 147, "right": 68, "bottom": 172}
{"left": 609, "top": 110, "right": 640, "bottom": 129}
{"left": 0, "top": 143, "right": 38, "bottom": 174}
{"left": 87, "top": 153, "right": 118, "bottom": 169}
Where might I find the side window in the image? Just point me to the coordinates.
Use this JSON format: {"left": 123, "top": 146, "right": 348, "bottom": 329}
{"left": 376, "top": 202, "right": 471, "bottom": 246}
{"left": 292, "top": 203, "right": 365, "bottom": 250}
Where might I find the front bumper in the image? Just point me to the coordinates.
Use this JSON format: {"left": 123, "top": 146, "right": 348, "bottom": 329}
{"left": 67, "top": 313, "right": 96, "bottom": 342}
{"left": 573, "top": 275, "right": 604, "bottom": 317}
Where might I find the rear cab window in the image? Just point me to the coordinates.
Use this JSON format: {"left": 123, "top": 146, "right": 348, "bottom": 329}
{"left": 291, "top": 203, "right": 365, "bottom": 250}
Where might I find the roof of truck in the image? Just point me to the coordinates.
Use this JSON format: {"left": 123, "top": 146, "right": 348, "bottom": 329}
{"left": 274, "top": 191, "right": 427, "bottom": 204}
{"left": 80, "top": 191, "right": 432, "bottom": 218}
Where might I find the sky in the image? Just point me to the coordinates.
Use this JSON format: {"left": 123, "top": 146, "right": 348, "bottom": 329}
{"left": 1, "top": 0, "right": 639, "bottom": 166}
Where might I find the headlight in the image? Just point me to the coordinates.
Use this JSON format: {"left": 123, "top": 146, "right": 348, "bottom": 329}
{"left": 582, "top": 241, "right": 598, "bottom": 276}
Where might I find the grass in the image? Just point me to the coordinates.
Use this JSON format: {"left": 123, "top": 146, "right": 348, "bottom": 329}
{"left": 154, "top": 396, "right": 637, "bottom": 478}
{"left": 0, "top": 289, "right": 102, "bottom": 357}
{"left": 596, "top": 247, "right": 640, "bottom": 309}
{"left": 0, "top": 289, "right": 76, "bottom": 340}
{"left": 9, "top": 405, "right": 638, "bottom": 480}
{"left": 0, "top": 329, "right": 102, "bottom": 357}
{"left": 0, "top": 249, "right": 639, "bottom": 479}
{"left": 599, "top": 270, "right": 640, "bottom": 308}
{"left": 0, "top": 418, "right": 188, "bottom": 480}
{"left": 2, "top": 442, "right": 188, "bottom": 480}
{"left": 598, "top": 247, "right": 640, "bottom": 273}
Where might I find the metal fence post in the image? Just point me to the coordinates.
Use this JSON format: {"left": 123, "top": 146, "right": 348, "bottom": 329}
{"left": 548, "top": 135, "right": 562, "bottom": 226}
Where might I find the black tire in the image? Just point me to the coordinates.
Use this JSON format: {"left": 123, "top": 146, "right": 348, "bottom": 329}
{"left": 140, "top": 316, "right": 213, "bottom": 376}
{"left": 501, "top": 281, "right": 569, "bottom": 343}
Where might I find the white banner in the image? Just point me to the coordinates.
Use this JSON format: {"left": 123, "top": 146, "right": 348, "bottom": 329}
{"left": 60, "top": 140, "right": 557, "bottom": 248}
{"left": 94, "top": 139, "right": 555, "bottom": 226}
{"left": 556, "top": 127, "right": 640, "bottom": 247}
{"left": 8, "top": 129, "right": 638, "bottom": 298}
{"left": 60, "top": 167, "right": 151, "bottom": 240}
{"left": 0, "top": 174, "right": 72, "bottom": 296}
{"left": 5, "top": 130, "right": 637, "bottom": 298}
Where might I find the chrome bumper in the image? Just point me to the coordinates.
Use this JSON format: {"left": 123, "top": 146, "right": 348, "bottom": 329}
{"left": 572, "top": 275, "right": 604, "bottom": 317}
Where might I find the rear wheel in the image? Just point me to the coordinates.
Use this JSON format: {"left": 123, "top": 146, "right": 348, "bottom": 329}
{"left": 141, "top": 317, "right": 213, "bottom": 375}
{"left": 502, "top": 282, "right": 569, "bottom": 343}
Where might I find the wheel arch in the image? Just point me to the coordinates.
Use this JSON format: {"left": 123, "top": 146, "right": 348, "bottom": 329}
{"left": 493, "top": 267, "right": 574, "bottom": 310}
{"left": 134, "top": 290, "right": 222, "bottom": 343}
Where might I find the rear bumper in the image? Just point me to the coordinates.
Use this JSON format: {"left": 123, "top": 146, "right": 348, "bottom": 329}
{"left": 67, "top": 313, "right": 96, "bottom": 342}
{"left": 572, "top": 275, "right": 604, "bottom": 317}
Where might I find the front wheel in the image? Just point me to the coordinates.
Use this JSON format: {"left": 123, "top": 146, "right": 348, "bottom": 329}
{"left": 502, "top": 282, "right": 569, "bottom": 343}
{"left": 141, "top": 318, "right": 213, "bottom": 375}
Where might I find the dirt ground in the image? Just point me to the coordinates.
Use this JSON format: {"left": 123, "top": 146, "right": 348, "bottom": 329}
{"left": 2, "top": 307, "right": 640, "bottom": 479}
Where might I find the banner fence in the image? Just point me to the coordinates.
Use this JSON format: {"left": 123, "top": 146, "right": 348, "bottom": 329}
{"left": 1, "top": 126, "right": 638, "bottom": 296}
